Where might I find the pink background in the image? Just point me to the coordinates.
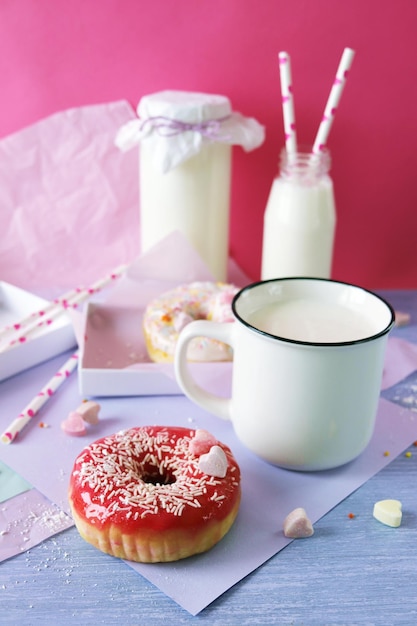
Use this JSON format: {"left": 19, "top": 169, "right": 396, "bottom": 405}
{"left": 0, "top": 0, "right": 416, "bottom": 289}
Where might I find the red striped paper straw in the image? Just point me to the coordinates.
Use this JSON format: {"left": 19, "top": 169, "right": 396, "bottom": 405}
{"left": 312, "top": 47, "right": 355, "bottom": 154}
{"left": 278, "top": 51, "right": 297, "bottom": 155}
{"left": 1, "top": 351, "right": 79, "bottom": 444}
{"left": 0, "top": 264, "right": 128, "bottom": 354}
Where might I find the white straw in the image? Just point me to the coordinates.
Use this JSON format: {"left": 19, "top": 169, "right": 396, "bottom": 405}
{"left": 0, "top": 264, "right": 128, "bottom": 354}
{"left": 312, "top": 47, "right": 355, "bottom": 154}
{"left": 1, "top": 351, "right": 79, "bottom": 444}
{"left": 0, "top": 285, "right": 81, "bottom": 344}
{"left": 278, "top": 51, "right": 297, "bottom": 155}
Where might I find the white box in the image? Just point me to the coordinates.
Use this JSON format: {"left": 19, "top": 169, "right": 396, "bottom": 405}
{"left": 0, "top": 282, "right": 77, "bottom": 382}
{"left": 79, "top": 302, "right": 232, "bottom": 397}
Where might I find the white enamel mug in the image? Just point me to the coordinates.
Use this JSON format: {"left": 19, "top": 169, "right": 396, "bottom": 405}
{"left": 174, "top": 278, "right": 395, "bottom": 471}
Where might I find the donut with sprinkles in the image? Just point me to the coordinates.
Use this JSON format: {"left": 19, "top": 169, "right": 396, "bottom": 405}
{"left": 142, "top": 281, "right": 239, "bottom": 363}
{"left": 68, "top": 425, "right": 241, "bottom": 562}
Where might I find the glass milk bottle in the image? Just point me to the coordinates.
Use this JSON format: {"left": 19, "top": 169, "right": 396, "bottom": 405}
{"left": 115, "top": 90, "right": 265, "bottom": 282}
{"left": 261, "top": 147, "right": 336, "bottom": 280}
{"left": 140, "top": 136, "right": 231, "bottom": 281}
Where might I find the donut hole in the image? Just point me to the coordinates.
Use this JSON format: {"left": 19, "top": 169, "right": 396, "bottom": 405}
{"left": 141, "top": 463, "right": 176, "bottom": 486}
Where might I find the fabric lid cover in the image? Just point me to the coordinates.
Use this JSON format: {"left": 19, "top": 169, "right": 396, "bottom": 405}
{"left": 115, "top": 90, "right": 265, "bottom": 172}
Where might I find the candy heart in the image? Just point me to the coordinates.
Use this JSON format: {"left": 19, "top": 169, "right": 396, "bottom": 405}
{"left": 173, "top": 312, "right": 194, "bottom": 333}
{"left": 189, "top": 429, "right": 217, "bottom": 456}
{"left": 394, "top": 310, "right": 410, "bottom": 327}
{"left": 373, "top": 499, "right": 402, "bottom": 527}
{"left": 76, "top": 400, "right": 101, "bottom": 425}
{"left": 283, "top": 507, "right": 314, "bottom": 538}
{"left": 198, "top": 445, "right": 227, "bottom": 478}
{"left": 61, "top": 411, "right": 87, "bottom": 437}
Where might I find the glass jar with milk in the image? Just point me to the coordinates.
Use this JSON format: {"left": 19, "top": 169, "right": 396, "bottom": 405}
{"left": 261, "top": 147, "right": 336, "bottom": 280}
{"left": 116, "top": 91, "right": 265, "bottom": 281}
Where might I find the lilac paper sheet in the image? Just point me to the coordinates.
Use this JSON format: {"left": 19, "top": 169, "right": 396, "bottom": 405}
{"left": 381, "top": 337, "right": 417, "bottom": 389}
{"left": 0, "top": 489, "right": 73, "bottom": 563}
{"left": 0, "top": 336, "right": 417, "bottom": 614}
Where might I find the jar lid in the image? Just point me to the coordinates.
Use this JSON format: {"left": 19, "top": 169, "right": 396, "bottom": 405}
{"left": 137, "top": 90, "right": 232, "bottom": 123}
{"left": 115, "top": 90, "right": 265, "bottom": 173}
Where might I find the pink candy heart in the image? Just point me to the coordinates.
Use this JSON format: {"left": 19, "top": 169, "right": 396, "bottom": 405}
{"left": 61, "top": 411, "right": 87, "bottom": 437}
{"left": 283, "top": 507, "right": 314, "bottom": 538}
{"left": 198, "top": 445, "right": 228, "bottom": 478}
{"left": 189, "top": 429, "right": 217, "bottom": 456}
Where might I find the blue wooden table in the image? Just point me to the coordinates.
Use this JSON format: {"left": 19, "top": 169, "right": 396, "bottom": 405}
{"left": 1, "top": 290, "right": 417, "bottom": 625}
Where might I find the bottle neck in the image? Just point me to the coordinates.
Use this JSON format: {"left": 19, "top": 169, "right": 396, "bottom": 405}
{"left": 280, "top": 148, "right": 331, "bottom": 183}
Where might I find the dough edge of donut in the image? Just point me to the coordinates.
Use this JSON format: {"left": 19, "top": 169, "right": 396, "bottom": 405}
{"left": 69, "top": 488, "right": 241, "bottom": 563}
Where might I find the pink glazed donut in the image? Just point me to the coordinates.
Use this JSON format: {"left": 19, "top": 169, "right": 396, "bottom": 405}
{"left": 68, "top": 426, "right": 241, "bottom": 562}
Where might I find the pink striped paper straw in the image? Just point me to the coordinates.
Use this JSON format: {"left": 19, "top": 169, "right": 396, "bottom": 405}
{"left": 0, "top": 264, "right": 127, "bottom": 354}
{"left": 312, "top": 47, "right": 355, "bottom": 154}
{"left": 0, "top": 285, "right": 85, "bottom": 344}
{"left": 278, "top": 51, "right": 297, "bottom": 155}
{"left": 1, "top": 351, "right": 79, "bottom": 444}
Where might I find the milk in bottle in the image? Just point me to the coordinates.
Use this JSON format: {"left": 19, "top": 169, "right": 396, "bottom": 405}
{"left": 261, "top": 148, "right": 336, "bottom": 280}
{"left": 115, "top": 90, "right": 265, "bottom": 281}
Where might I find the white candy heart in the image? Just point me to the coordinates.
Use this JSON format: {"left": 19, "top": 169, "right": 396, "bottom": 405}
{"left": 189, "top": 429, "right": 217, "bottom": 455}
{"left": 76, "top": 400, "right": 101, "bottom": 425}
{"left": 373, "top": 499, "right": 402, "bottom": 527}
{"left": 283, "top": 507, "right": 314, "bottom": 538}
{"left": 198, "top": 445, "right": 228, "bottom": 478}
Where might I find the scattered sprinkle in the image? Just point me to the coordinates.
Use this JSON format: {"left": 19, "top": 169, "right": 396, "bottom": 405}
{"left": 405, "top": 451, "right": 412, "bottom": 458}
{"left": 383, "top": 450, "right": 390, "bottom": 457}
{"left": 38, "top": 422, "right": 49, "bottom": 429}
{"left": 348, "top": 512, "right": 355, "bottom": 519}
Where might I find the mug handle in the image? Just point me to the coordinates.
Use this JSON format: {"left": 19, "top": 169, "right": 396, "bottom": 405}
{"left": 174, "top": 320, "right": 235, "bottom": 421}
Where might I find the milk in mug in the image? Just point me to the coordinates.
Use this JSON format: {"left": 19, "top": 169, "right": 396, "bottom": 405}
{"left": 261, "top": 148, "right": 336, "bottom": 280}
{"left": 247, "top": 298, "right": 378, "bottom": 343}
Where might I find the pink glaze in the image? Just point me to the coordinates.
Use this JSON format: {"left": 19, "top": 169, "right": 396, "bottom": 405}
{"left": 69, "top": 426, "right": 241, "bottom": 534}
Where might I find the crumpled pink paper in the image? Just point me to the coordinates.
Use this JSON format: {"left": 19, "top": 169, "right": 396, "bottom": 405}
{"left": 0, "top": 101, "right": 139, "bottom": 292}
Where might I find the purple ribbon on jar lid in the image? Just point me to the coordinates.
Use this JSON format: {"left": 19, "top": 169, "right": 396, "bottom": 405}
{"left": 139, "top": 115, "right": 232, "bottom": 140}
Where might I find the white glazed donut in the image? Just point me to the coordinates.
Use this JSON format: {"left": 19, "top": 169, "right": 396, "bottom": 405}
{"left": 142, "top": 281, "right": 239, "bottom": 363}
